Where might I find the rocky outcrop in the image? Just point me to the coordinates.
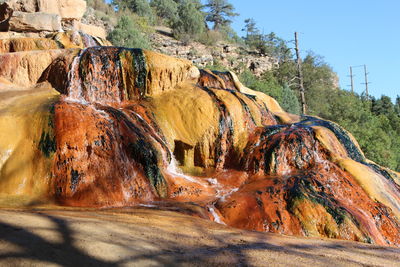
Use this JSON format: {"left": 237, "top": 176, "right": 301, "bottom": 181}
{"left": 58, "top": 0, "right": 86, "bottom": 20}
{"left": 0, "top": 49, "right": 65, "bottom": 86}
{"left": 150, "top": 27, "right": 278, "bottom": 76}
{"left": 0, "top": 30, "right": 111, "bottom": 86}
{"left": 1, "top": 0, "right": 104, "bottom": 38}
{"left": 72, "top": 21, "right": 107, "bottom": 39}
{"left": 8, "top": 11, "right": 61, "bottom": 32}
{"left": 1, "top": 0, "right": 86, "bottom": 20}
{"left": 0, "top": 37, "right": 58, "bottom": 53}
{"left": 41, "top": 48, "right": 195, "bottom": 101}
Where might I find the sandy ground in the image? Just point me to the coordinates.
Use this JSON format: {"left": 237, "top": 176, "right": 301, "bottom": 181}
{"left": 0, "top": 208, "right": 399, "bottom": 266}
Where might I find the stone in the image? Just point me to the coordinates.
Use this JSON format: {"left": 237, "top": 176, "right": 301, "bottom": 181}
{"left": 0, "top": 31, "right": 40, "bottom": 39}
{"left": 0, "top": 2, "right": 13, "bottom": 22}
{"left": 37, "top": 0, "right": 60, "bottom": 14}
{"left": 58, "top": 0, "right": 86, "bottom": 20}
{"left": 0, "top": 49, "right": 65, "bottom": 86}
{"left": 1, "top": 0, "right": 86, "bottom": 20}
{"left": 223, "top": 45, "right": 232, "bottom": 53}
{"left": 8, "top": 11, "right": 62, "bottom": 32}
{"left": 72, "top": 21, "right": 107, "bottom": 39}
{"left": 5, "top": 0, "right": 38, "bottom": 13}
{"left": 0, "top": 37, "right": 60, "bottom": 53}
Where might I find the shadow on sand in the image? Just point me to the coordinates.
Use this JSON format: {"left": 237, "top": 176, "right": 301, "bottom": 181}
{"left": 0, "top": 209, "right": 399, "bottom": 266}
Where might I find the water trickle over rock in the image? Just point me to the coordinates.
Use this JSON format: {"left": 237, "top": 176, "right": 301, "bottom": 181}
{"left": 1, "top": 43, "right": 400, "bottom": 247}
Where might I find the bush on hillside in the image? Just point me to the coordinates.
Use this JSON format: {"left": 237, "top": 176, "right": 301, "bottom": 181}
{"left": 107, "top": 15, "right": 151, "bottom": 49}
{"left": 150, "top": 0, "right": 178, "bottom": 26}
{"left": 172, "top": 1, "right": 205, "bottom": 43}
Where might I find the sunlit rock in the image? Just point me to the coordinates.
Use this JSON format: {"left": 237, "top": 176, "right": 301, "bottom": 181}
{"left": 1, "top": 39, "right": 400, "bottom": 247}
{"left": 8, "top": 12, "right": 62, "bottom": 32}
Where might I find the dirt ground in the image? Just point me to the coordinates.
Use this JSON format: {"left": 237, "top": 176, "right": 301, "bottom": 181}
{"left": 0, "top": 207, "right": 399, "bottom": 266}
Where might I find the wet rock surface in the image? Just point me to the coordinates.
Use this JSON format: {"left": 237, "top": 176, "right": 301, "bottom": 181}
{"left": 0, "top": 32, "right": 400, "bottom": 249}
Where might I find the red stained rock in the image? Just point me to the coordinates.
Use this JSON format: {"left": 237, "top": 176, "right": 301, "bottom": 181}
{"left": 3, "top": 46, "right": 400, "bottom": 247}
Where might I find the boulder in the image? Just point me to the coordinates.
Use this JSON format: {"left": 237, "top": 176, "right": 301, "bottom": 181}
{"left": 0, "top": 2, "right": 13, "bottom": 22}
{"left": 0, "top": 0, "right": 86, "bottom": 20}
{"left": 8, "top": 11, "right": 62, "bottom": 32}
{"left": 4, "top": 0, "right": 37, "bottom": 13}
{"left": 59, "top": 0, "right": 86, "bottom": 20}
{"left": 0, "top": 49, "right": 66, "bottom": 86}
{"left": 37, "top": 0, "right": 60, "bottom": 14}
{"left": 73, "top": 21, "right": 107, "bottom": 39}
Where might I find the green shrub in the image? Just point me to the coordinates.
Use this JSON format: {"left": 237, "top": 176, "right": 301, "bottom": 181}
{"left": 172, "top": 0, "right": 205, "bottom": 42}
{"left": 150, "top": 0, "right": 178, "bottom": 26}
{"left": 107, "top": 15, "right": 151, "bottom": 49}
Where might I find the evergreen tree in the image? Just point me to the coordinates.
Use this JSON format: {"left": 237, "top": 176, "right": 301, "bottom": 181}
{"left": 395, "top": 96, "right": 400, "bottom": 115}
{"left": 107, "top": 15, "right": 151, "bottom": 49}
{"left": 242, "top": 18, "right": 264, "bottom": 51}
{"left": 204, "top": 0, "right": 238, "bottom": 30}
{"left": 263, "top": 32, "right": 291, "bottom": 62}
{"left": 371, "top": 95, "right": 395, "bottom": 116}
{"left": 242, "top": 18, "right": 258, "bottom": 39}
{"left": 281, "top": 85, "right": 301, "bottom": 115}
{"left": 242, "top": 20, "right": 291, "bottom": 60}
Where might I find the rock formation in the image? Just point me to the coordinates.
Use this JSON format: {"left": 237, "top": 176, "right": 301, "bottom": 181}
{"left": 150, "top": 26, "right": 277, "bottom": 76}
{"left": 0, "top": 0, "right": 106, "bottom": 38}
{"left": 0, "top": 0, "right": 400, "bottom": 248}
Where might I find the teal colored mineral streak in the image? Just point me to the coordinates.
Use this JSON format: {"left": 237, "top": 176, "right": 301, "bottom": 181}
{"left": 39, "top": 132, "right": 56, "bottom": 157}
{"left": 129, "top": 48, "right": 148, "bottom": 97}
{"left": 38, "top": 103, "right": 56, "bottom": 158}
{"left": 199, "top": 86, "right": 234, "bottom": 167}
{"left": 100, "top": 106, "right": 168, "bottom": 198}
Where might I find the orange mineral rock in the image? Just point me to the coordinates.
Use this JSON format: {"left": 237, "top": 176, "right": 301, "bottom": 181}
{"left": 1, "top": 44, "right": 400, "bottom": 247}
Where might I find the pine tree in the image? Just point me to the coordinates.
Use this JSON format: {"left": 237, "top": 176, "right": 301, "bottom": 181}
{"left": 242, "top": 18, "right": 265, "bottom": 53}
{"left": 242, "top": 18, "right": 258, "bottom": 39}
{"left": 395, "top": 96, "right": 400, "bottom": 115}
{"left": 204, "top": 0, "right": 238, "bottom": 30}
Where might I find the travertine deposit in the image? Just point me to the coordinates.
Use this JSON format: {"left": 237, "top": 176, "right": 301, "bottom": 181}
{"left": 0, "top": 0, "right": 400, "bottom": 250}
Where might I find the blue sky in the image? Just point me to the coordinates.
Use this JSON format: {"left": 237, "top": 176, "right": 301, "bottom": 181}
{"left": 228, "top": 0, "right": 399, "bottom": 100}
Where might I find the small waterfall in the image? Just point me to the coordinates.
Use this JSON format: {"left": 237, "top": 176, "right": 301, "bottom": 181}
{"left": 65, "top": 51, "right": 87, "bottom": 104}
{"left": 166, "top": 155, "right": 204, "bottom": 185}
{"left": 80, "top": 32, "right": 99, "bottom": 47}
{"left": 64, "top": 47, "right": 148, "bottom": 104}
{"left": 199, "top": 86, "right": 234, "bottom": 169}
{"left": 208, "top": 205, "right": 225, "bottom": 225}
{"left": 212, "top": 71, "right": 239, "bottom": 91}
{"left": 120, "top": 108, "right": 205, "bottom": 186}
{"left": 206, "top": 178, "right": 238, "bottom": 201}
